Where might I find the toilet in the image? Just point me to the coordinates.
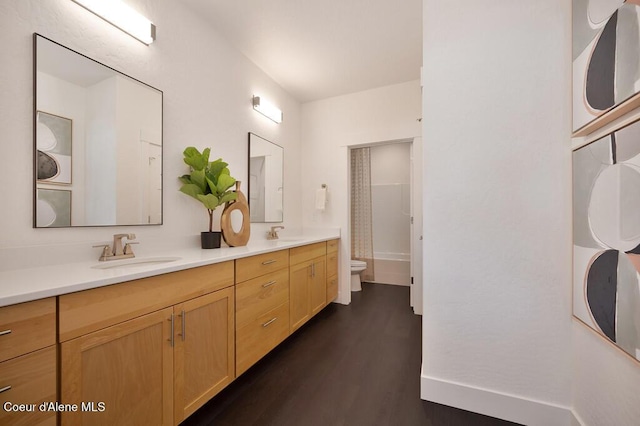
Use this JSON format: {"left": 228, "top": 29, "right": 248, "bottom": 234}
{"left": 350, "top": 260, "right": 367, "bottom": 292}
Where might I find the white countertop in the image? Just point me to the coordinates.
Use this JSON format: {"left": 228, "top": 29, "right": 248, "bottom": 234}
{"left": 0, "top": 232, "right": 340, "bottom": 308}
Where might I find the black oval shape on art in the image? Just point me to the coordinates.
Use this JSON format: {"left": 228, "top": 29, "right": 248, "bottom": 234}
{"left": 586, "top": 249, "right": 618, "bottom": 342}
{"left": 37, "top": 150, "right": 58, "bottom": 180}
{"left": 586, "top": 11, "right": 618, "bottom": 111}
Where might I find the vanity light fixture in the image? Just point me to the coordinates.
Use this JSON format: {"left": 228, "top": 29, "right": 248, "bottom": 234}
{"left": 252, "top": 96, "right": 283, "bottom": 124}
{"left": 71, "top": 0, "right": 156, "bottom": 45}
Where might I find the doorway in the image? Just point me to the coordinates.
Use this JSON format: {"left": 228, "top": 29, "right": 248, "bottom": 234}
{"left": 349, "top": 139, "right": 422, "bottom": 313}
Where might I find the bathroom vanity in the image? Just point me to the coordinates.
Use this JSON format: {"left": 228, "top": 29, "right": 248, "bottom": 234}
{"left": 0, "top": 235, "right": 340, "bottom": 425}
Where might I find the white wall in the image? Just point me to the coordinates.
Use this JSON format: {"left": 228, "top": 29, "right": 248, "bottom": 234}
{"left": 301, "top": 80, "right": 421, "bottom": 304}
{"left": 115, "top": 75, "right": 162, "bottom": 225}
{"left": 0, "top": 0, "right": 302, "bottom": 269}
{"left": 421, "top": 1, "right": 573, "bottom": 425}
{"left": 85, "top": 77, "right": 117, "bottom": 225}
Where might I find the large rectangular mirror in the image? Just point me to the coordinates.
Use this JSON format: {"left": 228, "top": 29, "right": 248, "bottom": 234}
{"left": 34, "top": 34, "right": 163, "bottom": 227}
{"left": 248, "top": 133, "right": 283, "bottom": 223}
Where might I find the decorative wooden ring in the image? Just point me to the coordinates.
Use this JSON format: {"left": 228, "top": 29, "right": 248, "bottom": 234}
{"left": 221, "top": 181, "right": 251, "bottom": 246}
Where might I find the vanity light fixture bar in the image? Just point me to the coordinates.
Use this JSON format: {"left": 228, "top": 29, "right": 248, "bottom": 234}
{"left": 71, "top": 0, "right": 156, "bottom": 45}
{"left": 252, "top": 96, "right": 283, "bottom": 124}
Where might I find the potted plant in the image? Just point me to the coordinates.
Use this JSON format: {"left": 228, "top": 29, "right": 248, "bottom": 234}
{"left": 179, "top": 147, "right": 238, "bottom": 249}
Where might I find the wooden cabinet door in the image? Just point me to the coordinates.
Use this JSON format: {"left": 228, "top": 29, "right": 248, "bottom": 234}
{"left": 290, "top": 261, "right": 312, "bottom": 332}
{"left": 60, "top": 307, "right": 174, "bottom": 426}
{"left": 173, "top": 287, "right": 235, "bottom": 424}
{"left": 310, "top": 256, "right": 327, "bottom": 315}
{"left": 0, "top": 346, "right": 57, "bottom": 426}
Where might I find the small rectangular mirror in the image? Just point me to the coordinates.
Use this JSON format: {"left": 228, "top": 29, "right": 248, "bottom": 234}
{"left": 34, "top": 34, "right": 163, "bottom": 227}
{"left": 248, "top": 133, "right": 283, "bottom": 223}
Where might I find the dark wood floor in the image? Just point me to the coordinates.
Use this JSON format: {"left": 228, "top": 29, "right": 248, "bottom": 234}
{"left": 183, "top": 283, "right": 519, "bottom": 426}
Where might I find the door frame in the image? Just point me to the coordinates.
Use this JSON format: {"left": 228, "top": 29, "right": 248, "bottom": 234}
{"left": 346, "top": 138, "right": 422, "bottom": 314}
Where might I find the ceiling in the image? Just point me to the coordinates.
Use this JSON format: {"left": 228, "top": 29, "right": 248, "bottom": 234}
{"left": 180, "top": 0, "right": 422, "bottom": 103}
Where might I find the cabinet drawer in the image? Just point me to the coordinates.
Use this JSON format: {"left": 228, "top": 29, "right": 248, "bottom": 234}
{"left": 327, "top": 251, "right": 338, "bottom": 278}
{"left": 327, "top": 239, "right": 339, "bottom": 254}
{"left": 0, "top": 298, "right": 56, "bottom": 363}
{"left": 327, "top": 276, "right": 338, "bottom": 303}
{"left": 59, "top": 261, "right": 234, "bottom": 342}
{"left": 236, "top": 268, "right": 289, "bottom": 328}
{"left": 235, "top": 250, "right": 289, "bottom": 283}
{"left": 236, "top": 302, "right": 289, "bottom": 376}
{"left": 0, "top": 345, "right": 57, "bottom": 426}
{"left": 290, "top": 242, "right": 326, "bottom": 265}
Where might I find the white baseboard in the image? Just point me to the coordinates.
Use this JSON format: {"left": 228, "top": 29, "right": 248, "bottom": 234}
{"left": 421, "top": 371, "right": 573, "bottom": 426}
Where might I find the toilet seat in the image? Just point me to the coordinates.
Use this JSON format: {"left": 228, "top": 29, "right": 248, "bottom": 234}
{"left": 351, "top": 260, "right": 367, "bottom": 271}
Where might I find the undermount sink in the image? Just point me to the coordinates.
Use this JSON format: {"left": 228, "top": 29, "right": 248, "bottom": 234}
{"left": 91, "top": 256, "right": 182, "bottom": 270}
{"left": 267, "top": 237, "right": 303, "bottom": 244}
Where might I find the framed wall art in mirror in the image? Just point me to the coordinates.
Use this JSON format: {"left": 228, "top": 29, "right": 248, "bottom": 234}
{"left": 37, "top": 111, "right": 72, "bottom": 185}
{"left": 248, "top": 133, "right": 283, "bottom": 223}
{"left": 34, "top": 33, "right": 163, "bottom": 228}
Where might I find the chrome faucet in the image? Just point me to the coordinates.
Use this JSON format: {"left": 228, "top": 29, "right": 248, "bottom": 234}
{"left": 267, "top": 226, "right": 285, "bottom": 240}
{"left": 94, "top": 233, "right": 138, "bottom": 261}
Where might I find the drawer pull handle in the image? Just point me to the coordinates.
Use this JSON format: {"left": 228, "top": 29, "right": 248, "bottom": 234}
{"left": 262, "top": 317, "right": 277, "bottom": 327}
{"left": 0, "top": 386, "right": 11, "bottom": 394}
{"left": 181, "top": 310, "right": 186, "bottom": 341}
{"left": 0, "top": 330, "right": 11, "bottom": 336}
{"left": 261, "top": 259, "right": 277, "bottom": 265}
{"left": 262, "top": 280, "right": 277, "bottom": 288}
{"left": 168, "top": 314, "right": 175, "bottom": 347}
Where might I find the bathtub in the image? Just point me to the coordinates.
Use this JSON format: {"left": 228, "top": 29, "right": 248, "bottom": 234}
{"left": 368, "top": 252, "right": 411, "bottom": 286}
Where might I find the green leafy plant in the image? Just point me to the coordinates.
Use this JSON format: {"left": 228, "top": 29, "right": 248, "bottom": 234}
{"left": 179, "top": 147, "right": 238, "bottom": 232}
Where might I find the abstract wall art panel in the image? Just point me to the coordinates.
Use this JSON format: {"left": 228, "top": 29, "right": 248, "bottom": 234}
{"left": 573, "top": 0, "right": 640, "bottom": 136}
{"left": 573, "top": 118, "right": 640, "bottom": 362}
{"left": 37, "top": 188, "right": 71, "bottom": 227}
{"left": 36, "top": 111, "right": 72, "bottom": 184}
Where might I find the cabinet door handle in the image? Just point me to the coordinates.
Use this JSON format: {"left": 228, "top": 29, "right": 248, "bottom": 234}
{"left": 181, "top": 310, "right": 186, "bottom": 341}
{"left": 0, "top": 330, "right": 11, "bottom": 337}
{"left": 262, "top": 317, "right": 277, "bottom": 327}
{"left": 168, "top": 314, "right": 174, "bottom": 347}
{"left": 262, "top": 280, "right": 277, "bottom": 288}
{"left": 262, "top": 259, "right": 277, "bottom": 265}
{"left": 312, "top": 263, "right": 315, "bottom": 277}
{"left": 0, "top": 385, "right": 11, "bottom": 394}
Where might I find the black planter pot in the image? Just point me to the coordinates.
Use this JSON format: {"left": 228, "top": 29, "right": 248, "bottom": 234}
{"left": 201, "top": 231, "right": 221, "bottom": 249}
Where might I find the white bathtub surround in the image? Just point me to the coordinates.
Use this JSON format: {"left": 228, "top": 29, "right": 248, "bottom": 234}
{"left": 367, "top": 143, "right": 412, "bottom": 286}
{"left": 367, "top": 254, "right": 410, "bottom": 286}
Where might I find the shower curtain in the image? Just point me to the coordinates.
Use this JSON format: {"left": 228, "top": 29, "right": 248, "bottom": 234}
{"left": 351, "top": 147, "right": 375, "bottom": 282}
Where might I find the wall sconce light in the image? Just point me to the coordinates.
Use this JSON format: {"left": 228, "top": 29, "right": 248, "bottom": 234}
{"left": 252, "top": 96, "right": 283, "bottom": 124}
{"left": 71, "top": 0, "right": 156, "bottom": 45}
